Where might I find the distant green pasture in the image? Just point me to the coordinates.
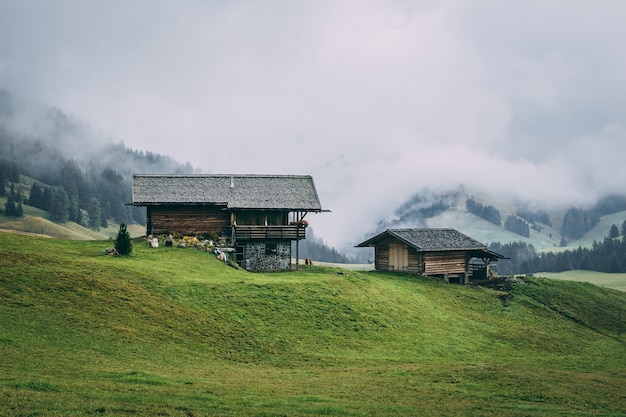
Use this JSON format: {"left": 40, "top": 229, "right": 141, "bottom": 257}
{"left": 538, "top": 270, "right": 626, "bottom": 291}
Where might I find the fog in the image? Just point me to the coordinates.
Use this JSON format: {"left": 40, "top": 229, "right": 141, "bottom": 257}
{"left": 1, "top": 0, "right": 625, "bottom": 248}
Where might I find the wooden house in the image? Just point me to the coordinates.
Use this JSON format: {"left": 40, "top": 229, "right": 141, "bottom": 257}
{"left": 132, "top": 174, "right": 324, "bottom": 271}
{"left": 356, "top": 228, "right": 506, "bottom": 284}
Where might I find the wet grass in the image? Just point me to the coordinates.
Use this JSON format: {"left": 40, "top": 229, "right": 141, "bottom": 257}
{"left": 1, "top": 232, "right": 625, "bottom": 416}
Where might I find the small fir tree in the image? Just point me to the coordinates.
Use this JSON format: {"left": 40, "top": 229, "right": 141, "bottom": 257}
{"left": 609, "top": 224, "right": 620, "bottom": 239}
{"left": 50, "top": 188, "right": 70, "bottom": 222}
{"left": 86, "top": 196, "right": 102, "bottom": 231}
{"left": 4, "top": 194, "right": 16, "bottom": 216}
{"left": 28, "top": 183, "right": 43, "bottom": 208}
{"left": 0, "top": 167, "right": 5, "bottom": 197}
{"left": 42, "top": 187, "right": 54, "bottom": 211}
{"left": 100, "top": 213, "right": 108, "bottom": 229}
{"left": 114, "top": 223, "right": 133, "bottom": 256}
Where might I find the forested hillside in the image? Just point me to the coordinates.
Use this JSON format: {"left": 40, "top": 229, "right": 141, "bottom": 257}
{"left": 383, "top": 187, "right": 626, "bottom": 247}
{"left": 0, "top": 91, "right": 195, "bottom": 229}
{"left": 0, "top": 91, "right": 359, "bottom": 263}
{"left": 491, "top": 236, "right": 626, "bottom": 275}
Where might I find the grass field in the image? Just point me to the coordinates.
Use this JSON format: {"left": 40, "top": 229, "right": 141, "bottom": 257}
{"left": 537, "top": 271, "right": 626, "bottom": 292}
{"left": 1, "top": 232, "right": 625, "bottom": 416}
{"left": 0, "top": 197, "right": 145, "bottom": 240}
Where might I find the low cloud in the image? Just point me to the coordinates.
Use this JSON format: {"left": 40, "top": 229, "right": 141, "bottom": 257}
{"left": 1, "top": 0, "right": 625, "bottom": 248}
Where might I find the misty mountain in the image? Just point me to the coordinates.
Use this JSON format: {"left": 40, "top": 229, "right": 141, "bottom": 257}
{"left": 4, "top": 90, "right": 626, "bottom": 269}
{"left": 364, "top": 187, "right": 626, "bottom": 274}
{"left": 373, "top": 186, "right": 626, "bottom": 252}
{"left": 0, "top": 90, "right": 196, "bottom": 227}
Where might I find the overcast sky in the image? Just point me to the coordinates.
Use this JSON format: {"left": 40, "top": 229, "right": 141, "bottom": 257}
{"left": 1, "top": 0, "right": 626, "bottom": 248}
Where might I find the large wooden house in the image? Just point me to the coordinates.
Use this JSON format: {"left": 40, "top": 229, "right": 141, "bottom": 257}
{"left": 132, "top": 174, "right": 324, "bottom": 271}
{"left": 356, "top": 228, "right": 506, "bottom": 284}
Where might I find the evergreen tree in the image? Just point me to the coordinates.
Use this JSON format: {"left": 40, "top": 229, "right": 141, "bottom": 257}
{"left": 50, "top": 188, "right": 70, "bottom": 222}
{"left": 609, "top": 224, "right": 620, "bottom": 239}
{"left": 68, "top": 195, "right": 80, "bottom": 223}
{"left": 28, "top": 183, "right": 43, "bottom": 208}
{"left": 15, "top": 185, "right": 23, "bottom": 203}
{"left": 100, "top": 211, "right": 108, "bottom": 228}
{"left": 42, "top": 187, "right": 54, "bottom": 211}
{"left": 466, "top": 197, "right": 501, "bottom": 225}
{"left": 608, "top": 253, "right": 622, "bottom": 273}
{"left": 86, "top": 196, "right": 102, "bottom": 230}
{"left": 504, "top": 215, "right": 530, "bottom": 237}
{"left": 562, "top": 207, "right": 600, "bottom": 240}
{"left": 114, "top": 223, "right": 133, "bottom": 255}
{"left": 621, "top": 219, "right": 626, "bottom": 236}
{"left": 15, "top": 202, "right": 23, "bottom": 217}
{"left": 0, "top": 165, "right": 5, "bottom": 197}
{"left": 113, "top": 202, "right": 128, "bottom": 224}
{"left": 4, "top": 194, "right": 16, "bottom": 216}
{"left": 9, "top": 161, "right": 19, "bottom": 182}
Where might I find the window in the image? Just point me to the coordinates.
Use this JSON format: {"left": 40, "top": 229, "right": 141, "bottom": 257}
{"left": 266, "top": 243, "right": 277, "bottom": 255}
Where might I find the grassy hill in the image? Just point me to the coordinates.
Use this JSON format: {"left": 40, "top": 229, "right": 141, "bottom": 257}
{"left": 0, "top": 196, "right": 145, "bottom": 240}
{"left": 537, "top": 271, "right": 626, "bottom": 292}
{"left": 1, "top": 232, "right": 625, "bottom": 416}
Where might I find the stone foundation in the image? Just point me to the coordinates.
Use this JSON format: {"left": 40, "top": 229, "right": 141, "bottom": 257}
{"left": 240, "top": 241, "right": 291, "bottom": 271}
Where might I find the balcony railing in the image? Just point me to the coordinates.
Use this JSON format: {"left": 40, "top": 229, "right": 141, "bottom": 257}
{"left": 233, "top": 225, "right": 306, "bottom": 241}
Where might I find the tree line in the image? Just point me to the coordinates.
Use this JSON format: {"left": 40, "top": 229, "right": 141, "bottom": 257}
{"left": 0, "top": 91, "right": 195, "bottom": 229}
{"left": 490, "top": 227, "right": 626, "bottom": 275}
{"left": 466, "top": 197, "right": 501, "bottom": 225}
{"left": 521, "top": 237, "right": 626, "bottom": 274}
{"left": 294, "top": 228, "right": 358, "bottom": 264}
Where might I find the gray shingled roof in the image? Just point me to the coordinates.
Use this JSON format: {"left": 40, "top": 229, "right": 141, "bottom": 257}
{"left": 132, "top": 174, "right": 323, "bottom": 210}
{"left": 357, "top": 228, "right": 489, "bottom": 251}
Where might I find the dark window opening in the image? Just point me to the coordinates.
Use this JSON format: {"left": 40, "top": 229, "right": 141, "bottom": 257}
{"left": 266, "top": 243, "right": 277, "bottom": 255}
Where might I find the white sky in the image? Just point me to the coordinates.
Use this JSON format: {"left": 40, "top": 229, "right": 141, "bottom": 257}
{"left": 1, "top": 0, "right": 626, "bottom": 248}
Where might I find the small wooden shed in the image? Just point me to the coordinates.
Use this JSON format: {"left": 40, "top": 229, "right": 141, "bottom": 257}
{"left": 356, "top": 228, "right": 506, "bottom": 284}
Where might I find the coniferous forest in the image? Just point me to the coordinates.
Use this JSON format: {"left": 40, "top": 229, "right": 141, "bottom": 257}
{"left": 491, "top": 236, "right": 626, "bottom": 275}
{"left": 0, "top": 91, "right": 195, "bottom": 230}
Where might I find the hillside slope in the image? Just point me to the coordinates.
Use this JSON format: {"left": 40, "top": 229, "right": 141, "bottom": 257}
{"left": 379, "top": 188, "right": 626, "bottom": 253}
{"left": 1, "top": 232, "right": 625, "bottom": 416}
{"left": 427, "top": 208, "right": 626, "bottom": 251}
{"left": 1, "top": 197, "right": 145, "bottom": 239}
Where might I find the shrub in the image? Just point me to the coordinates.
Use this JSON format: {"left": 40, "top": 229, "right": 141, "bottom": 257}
{"left": 114, "top": 223, "right": 133, "bottom": 256}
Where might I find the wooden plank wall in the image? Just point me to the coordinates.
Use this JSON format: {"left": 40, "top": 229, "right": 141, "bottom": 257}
{"left": 424, "top": 251, "right": 468, "bottom": 276}
{"left": 374, "top": 238, "right": 469, "bottom": 276}
{"left": 374, "top": 240, "right": 390, "bottom": 271}
{"left": 407, "top": 249, "right": 425, "bottom": 274}
{"left": 149, "top": 205, "right": 230, "bottom": 236}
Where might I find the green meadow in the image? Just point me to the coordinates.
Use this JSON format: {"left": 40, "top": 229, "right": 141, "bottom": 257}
{"left": 1, "top": 232, "right": 625, "bottom": 416}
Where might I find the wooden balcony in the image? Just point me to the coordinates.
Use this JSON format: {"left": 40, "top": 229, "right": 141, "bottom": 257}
{"left": 233, "top": 225, "right": 306, "bottom": 241}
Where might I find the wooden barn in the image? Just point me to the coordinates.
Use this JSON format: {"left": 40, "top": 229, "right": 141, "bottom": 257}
{"left": 132, "top": 174, "right": 324, "bottom": 271}
{"left": 356, "top": 228, "right": 506, "bottom": 284}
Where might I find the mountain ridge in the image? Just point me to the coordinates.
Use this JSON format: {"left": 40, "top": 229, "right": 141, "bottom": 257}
{"left": 374, "top": 186, "right": 626, "bottom": 252}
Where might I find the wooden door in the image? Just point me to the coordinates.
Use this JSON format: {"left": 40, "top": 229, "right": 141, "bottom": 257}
{"left": 389, "top": 242, "right": 408, "bottom": 271}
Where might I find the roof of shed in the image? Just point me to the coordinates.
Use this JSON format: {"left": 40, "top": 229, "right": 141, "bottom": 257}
{"left": 132, "top": 174, "right": 323, "bottom": 211}
{"left": 357, "top": 228, "right": 495, "bottom": 252}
